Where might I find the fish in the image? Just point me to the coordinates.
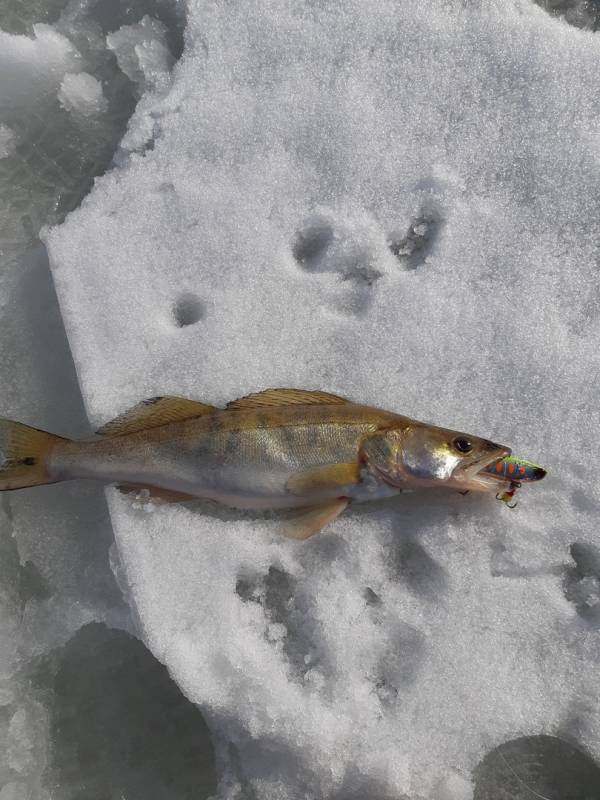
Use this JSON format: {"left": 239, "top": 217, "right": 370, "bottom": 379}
{"left": 0, "top": 388, "right": 518, "bottom": 539}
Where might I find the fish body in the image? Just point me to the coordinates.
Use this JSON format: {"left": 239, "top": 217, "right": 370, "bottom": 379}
{"left": 0, "top": 388, "right": 521, "bottom": 537}
{"left": 53, "top": 403, "right": 402, "bottom": 509}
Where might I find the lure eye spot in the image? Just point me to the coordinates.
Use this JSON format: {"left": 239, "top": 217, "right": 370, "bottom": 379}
{"left": 453, "top": 437, "right": 473, "bottom": 454}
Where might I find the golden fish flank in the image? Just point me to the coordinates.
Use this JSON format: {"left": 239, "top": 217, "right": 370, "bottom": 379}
{"left": 0, "top": 388, "right": 511, "bottom": 539}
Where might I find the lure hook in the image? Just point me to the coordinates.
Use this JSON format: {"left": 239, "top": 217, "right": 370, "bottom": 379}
{"left": 496, "top": 480, "right": 520, "bottom": 509}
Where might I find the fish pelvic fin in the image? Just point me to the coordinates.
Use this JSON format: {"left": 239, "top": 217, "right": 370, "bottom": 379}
{"left": 97, "top": 396, "right": 218, "bottom": 436}
{"left": 0, "top": 419, "right": 67, "bottom": 490}
{"left": 281, "top": 498, "right": 349, "bottom": 540}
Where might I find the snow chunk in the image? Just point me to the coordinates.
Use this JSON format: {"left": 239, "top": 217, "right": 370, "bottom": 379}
{"left": 106, "top": 15, "right": 173, "bottom": 92}
{"left": 58, "top": 72, "right": 108, "bottom": 117}
{"left": 0, "top": 125, "right": 16, "bottom": 159}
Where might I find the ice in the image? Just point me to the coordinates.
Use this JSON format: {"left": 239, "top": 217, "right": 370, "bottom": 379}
{"left": 535, "top": 0, "right": 600, "bottom": 28}
{"left": 46, "top": 623, "right": 216, "bottom": 799}
{"left": 107, "top": 15, "right": 174, "bottom": 92}
{"left": 58, "top": 72, "right": 108, "bottom": 117}
{"left": 33, "top": 0, "right": 600, "bottom": 796}
{"left": 0, "top": 24, "right": 81, "bottom": 108}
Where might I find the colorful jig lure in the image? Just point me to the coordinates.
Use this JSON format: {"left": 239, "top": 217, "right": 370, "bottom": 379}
{"left": 483, "top": 455, "right": 547, "bottom": 508}
{"left": 484, "top": 455, "right": 547, "bottom": 483}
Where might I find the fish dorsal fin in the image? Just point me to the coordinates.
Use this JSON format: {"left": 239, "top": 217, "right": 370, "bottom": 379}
{"left": 226, "top": 388, "right": 349, "bottom": 410}
{"left": 97, "top": 396, "right": 217, "bottom": 436}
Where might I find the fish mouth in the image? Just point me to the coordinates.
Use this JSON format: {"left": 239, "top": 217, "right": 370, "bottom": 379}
{"left": 454, "top": 445, "right": 512, "bottom": 491}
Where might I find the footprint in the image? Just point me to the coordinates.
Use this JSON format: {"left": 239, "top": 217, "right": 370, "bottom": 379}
{"left": 293, "top": 213, "right": 382, "bottom": 284}
{"left": 388, "top": 214, "right": 440, "bottom": 270}
{"left": 570, "top": 489, "right": 599, "bottom": 515}
{"left": 365, "top": 592, "right": 426, "bottom": 706}
{"left": 563, "top": 542, "right": 600, "bottom": 625}
{"left": 473, "top": 734, "right": 600, "bottom": 799}
{"left": 363, "top": 586, "right": 382, "bottom": 607}
{"left": 384, "top": 536, "right": 447, "bottom": 599}
{"left": 172, "top": 293, "right": 204, "bottom": 327}
{"left": 374, "top": 621, "right": 425, "bottom": 704}
{"left": 236, "top": 566, "right": 324, "bottom": 679}
{"left": 292, "top": 212, "right": 384, "bottom": 315}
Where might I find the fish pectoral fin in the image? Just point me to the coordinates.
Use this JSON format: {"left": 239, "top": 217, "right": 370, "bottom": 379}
{"left": 97, "top": 396, "right": 218, "bottom": 436}
{"left": 281, "top": 498, "right": 349, "bottom": 540}
{"left": 226, "top": 388, "right": 349, "bottom": 410}
{"left": 286, "top": 463, "right": 360, "bottom": 496}
{"left": 116, "top": 484, "right": 197, "bottom": 504}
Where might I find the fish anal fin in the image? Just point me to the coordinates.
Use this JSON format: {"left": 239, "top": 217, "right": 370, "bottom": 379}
{"left": 281, "top": 498, "right": 349, "bottom": 540}
{"left": 97, "top": 397, "right": 217, "bottom": 437}
{"left": 226, "top": 388, "right": 349, "bottom": 410}
{"left": 116, "top": 484, "right": 197, "bottom": 505}
{"left": 286, "top": 463, "right": 360, "bottom": 496}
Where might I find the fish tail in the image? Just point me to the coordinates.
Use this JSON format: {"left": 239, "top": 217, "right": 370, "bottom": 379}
{"left": 0, "top": 419, "right": 68, "bottom": 490}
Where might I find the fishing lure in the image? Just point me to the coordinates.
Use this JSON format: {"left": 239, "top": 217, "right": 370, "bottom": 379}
{"left": 484, "top": 455, "right": 547, "bottom": 483}
{"left": 483, "top": 455, "right": 547, "bottom": 509}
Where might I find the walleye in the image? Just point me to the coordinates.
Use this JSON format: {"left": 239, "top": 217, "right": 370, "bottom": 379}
{"left": 0, "top": 388, "right": 541, "bottom": 538}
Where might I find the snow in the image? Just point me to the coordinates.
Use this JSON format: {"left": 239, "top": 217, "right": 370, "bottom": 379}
{"left": 58, "top": 72, "right": 108, "bottom": 117}
{"left": 1, "top": 0, "right": 596, "bottom": 796}
{"left": 106, "top": 15, "right": 174, "bottom": 92}
{"left": 0, "top": 127, "right": 15, "bottom": 160}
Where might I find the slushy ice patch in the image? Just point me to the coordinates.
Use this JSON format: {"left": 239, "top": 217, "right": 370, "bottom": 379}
{"left": 473, "top": 735, "right": 600, "bottom": 799}
{"left": 534, "top": 0, "right": 600, "bottom": 28}
{"left": 46, "top": 623, "right": 216, "bottom": 800}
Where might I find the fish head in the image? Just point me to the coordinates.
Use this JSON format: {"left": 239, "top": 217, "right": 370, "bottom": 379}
{"left": 363, "top": 423, "right": 511, "bottom": 492}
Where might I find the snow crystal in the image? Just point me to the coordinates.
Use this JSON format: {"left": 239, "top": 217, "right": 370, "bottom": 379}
{"left": 41, "top": 0, "right": 600, "bottom": 797}
{"left": 58, "top": 72, "right": 108, "bottom": 117}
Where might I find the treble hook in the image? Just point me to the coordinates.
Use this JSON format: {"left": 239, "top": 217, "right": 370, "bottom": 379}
{"left": 496, "top": 481, "right": 520, "bottom": 509}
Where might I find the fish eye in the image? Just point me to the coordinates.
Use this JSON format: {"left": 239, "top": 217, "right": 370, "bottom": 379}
{"left": 453, "top": 437, "right": 473, "bottom": 454}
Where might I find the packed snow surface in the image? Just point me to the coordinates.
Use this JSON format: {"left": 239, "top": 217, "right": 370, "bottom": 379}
{"left": 45, "top": 0, "right": 600, "bottom": 797}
